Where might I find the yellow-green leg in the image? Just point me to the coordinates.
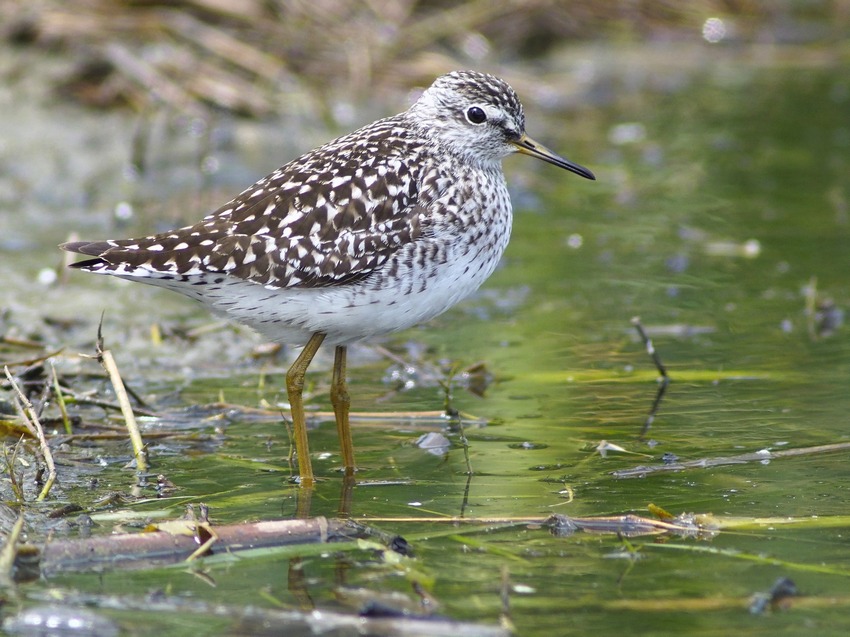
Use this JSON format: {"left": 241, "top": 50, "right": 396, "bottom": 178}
{"left": 330, "top": 345, "right": 356, "bottom": 475}
{"left": 286, "top": 332, "right": 325, "bottom": 487}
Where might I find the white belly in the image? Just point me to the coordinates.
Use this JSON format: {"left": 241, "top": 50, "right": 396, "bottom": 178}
{"left": 198, "top": 215, "right": 511, "bottom": 346}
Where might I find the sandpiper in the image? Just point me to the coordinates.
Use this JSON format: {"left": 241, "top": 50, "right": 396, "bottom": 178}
{"left": 62, "top": 70, "right": 595, "bottom": 486}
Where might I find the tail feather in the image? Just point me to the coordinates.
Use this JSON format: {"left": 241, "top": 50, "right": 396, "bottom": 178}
{"left": 60, "top": 240, "right": 115, "bottom": 257}
{"left": 60, "top": 241, "right": 115, "bottom": 272}
{"left": 60, "top": 240, "right": 156, "bottom": 275}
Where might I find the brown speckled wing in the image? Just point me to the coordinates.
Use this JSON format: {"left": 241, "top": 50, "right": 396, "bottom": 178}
{"left": 64, "top": 115, "right": 427, "bottom": 289}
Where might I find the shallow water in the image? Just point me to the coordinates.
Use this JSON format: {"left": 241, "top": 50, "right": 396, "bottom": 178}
{"left": 2, "top": 42, "right": 850, "bottom": 636}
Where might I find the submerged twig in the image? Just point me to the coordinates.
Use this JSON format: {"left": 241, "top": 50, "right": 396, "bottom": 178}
{"left": 632, "top": 316, "right": 671, "bottom": 437}
{"left": 0, "top": 512, "right": 25, "bottom": 586}
{"left": 439, "top": 364, "right": 475, "bottom": 518}
{"left": 95, "top": 318, "right": 148, "bottom": 472}
{"left": 60, "top": 388, "right": 157, "bottom": 418}
{"left": 362, "top": 512, "right": 718, "bottom": 540}
{"left": 499, "top": 565, "right": 515, "bottom": 632}
{"left": 4, "top": 591, "right": 511, "bottom": 637}
{"left": 3, "top": 439, "right": 26, "bottom": 504}
{"left": 804, "top": 275, "right": 818, "bottom": 340}
{"left": 4, "top": 366, "right": 57, "bottom": 501}
{"left": 50, "top": 361, "right": 72, "bottom": 435}
{"left": 162, "top": 10, "right": 285, "bottom": 82}
{"left": 0, "top": 347, "right": 65, "bottom": 369}
{"left": 612, "top": 441, "right": 850, "bottom": 478}
{"left": 646, "top": 542, "right": 850, "bottom": 577}
{"left": 41, "top": 517, "right": 369, "bottom": 575}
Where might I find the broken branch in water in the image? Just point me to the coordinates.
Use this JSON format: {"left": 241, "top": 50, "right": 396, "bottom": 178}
{"left": 95, "top": 318, "right": 148, "bottom": 472}
{"left": 612, "top": 441, "right": 850, "bottom": 478}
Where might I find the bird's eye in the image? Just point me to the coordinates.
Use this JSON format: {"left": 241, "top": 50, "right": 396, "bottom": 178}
{"left": 465, "top": 106, "right": 487, "bottom": 124}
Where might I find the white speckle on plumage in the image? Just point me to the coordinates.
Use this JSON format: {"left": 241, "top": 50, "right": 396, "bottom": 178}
{"left": 278, "top": 209, "right": 301, "bottom": 226}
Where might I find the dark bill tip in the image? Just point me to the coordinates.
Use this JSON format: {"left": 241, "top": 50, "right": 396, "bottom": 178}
{"left": 512, "top": 134, "right": 595, "bottom": 180}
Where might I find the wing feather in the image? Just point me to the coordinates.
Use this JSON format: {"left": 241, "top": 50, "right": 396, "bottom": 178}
{"left": 62, "top": 117, "right": 429, "bottom": 288}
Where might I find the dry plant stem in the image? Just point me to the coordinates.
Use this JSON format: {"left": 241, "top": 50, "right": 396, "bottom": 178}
{"left": 61, "top": 388, "right": 157, "bottom": 418}
{"left": 4, "top": 366, "right": 57, "bottom": 501}
{"left": 104, "top": 43, "right": 205, "bottom": 116}
{"left": 358, "top": 513, "right": 713, "bottom": 538}
{"left": 4, "top": 439, "right": 27, "bottom": 503}
{"left": 163, "top": 10, "right": 285, "bottom": 80}
{"left": 95, "top": 307, "right": 147, "bottom": 472}
{"left": 185, "top": 534, "right": 218, "bottom": 562}
{"left": 392, "top": 0, "right": 522, "bottom": 58}
{"left": 54, "top": 431, "right": 193, "bottom": 442}
{"left": 0, "top": 335, "right": 48, "bottom": 349}
{"left": 0, "top": 512, "right": 25, "bottom": 585}
{"left": 98, "top": 349, "right": 148, "bottom": 472}
{"left": 201, "top": 399, "right": 485, "bottom": 424}
{"left": 0, "top": 347, "right": 65, "bottom": 369}
{"left": 41, "top": 517, "right": 349, "bottom": 575}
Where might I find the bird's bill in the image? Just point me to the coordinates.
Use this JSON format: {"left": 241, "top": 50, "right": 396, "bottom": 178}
{"left": 512, "top": 133, "right": 595, "bottom": 180}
